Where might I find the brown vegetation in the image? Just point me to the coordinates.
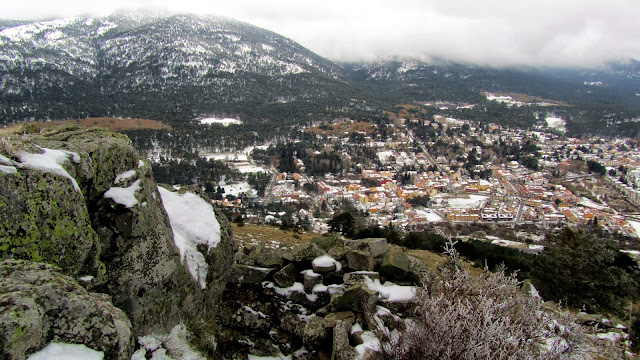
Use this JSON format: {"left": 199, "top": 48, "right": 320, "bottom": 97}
{"left": 0, "top": 117, "right": 171, "bottom": 135}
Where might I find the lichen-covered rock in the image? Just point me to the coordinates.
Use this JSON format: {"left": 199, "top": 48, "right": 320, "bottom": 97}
{"left": 358, "top": 238, "right": 389, "bottom": 258}
{"left": 228, "top": 264, "right": 274, "bottom": 284}
{"left": 346, "top": 250, "right": 375, "bottom": 271}
{"left": 332, "top": 320, "right": 359, "bottom": 360}
{"left": 343, "top": 238, "right": 388, "bottom": 258}
{"left": 0, "top": 129, "right": 236, "bottom": 338}
{"left": 343, "top": 271, "right": 379, "bottom": 286}
{"left": 303, "top": 270, "right": 324, "bottom": 292}
{"left": 0, "top": 260, "right": 133, "bottom": 360}
{"left": 324, "top": 311, "right": 355, "bottom": 330}
{"left": 380, "top": 249, "right": 410, "bottom": 279}
{"left": 406, "top": 255, "right": 432, "bottom": 284}
{"left": 331, "top": 284, "right": 379, "bottom": 314}
{"left": 312, "top": 236, "right": 340, "bottom": 251}
{"left": 303, "top": 316, "right": 328, "bottom": 350}
{"left": 287, "top": 242, "right": 327, "bottom": 263}
{"left": 250, "top": 244, "right": 286, "bottom": 268}
{"left": 274, "top": 263, "right": 298, "bottom": 288}
{"left": 0, "top": 140, "right": 104, "bottom": 282}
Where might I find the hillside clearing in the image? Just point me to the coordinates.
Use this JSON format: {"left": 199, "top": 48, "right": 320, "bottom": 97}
{"left": 0, "top": 117, "right": 171, "bottom": 135}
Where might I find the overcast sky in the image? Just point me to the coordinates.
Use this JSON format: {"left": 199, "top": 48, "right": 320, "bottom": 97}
{"left": 2, "top": 0, "right": 639, "bottom": 67}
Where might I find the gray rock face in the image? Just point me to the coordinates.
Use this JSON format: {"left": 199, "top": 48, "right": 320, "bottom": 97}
{"left": 346, "top": 250, "right": 375, "bottom": 271}
{"left": 343, "top": 238, "right": 388, "bottom": 258}
{"left": 331, "top": 320, "right": 358, "bottom": 360}
{"left": 380, "top": 249, "right": 410, "bottom": 279}
{"left": 303, "top": 316, "right": 328, "bottom": 351}
{"left": 228, "top": 264, "right": 274, "bottom": 284}
{"left": 274, "top": 263, "right": 298, "bottom": 288}
{"left": 360, "top": 238, "right": 389, "bottom": 258}
{"left": 407, "top": 255, "right": 432, "bottom": 284}
{"left": 0, "top": 129, "right": 236, "bottom": 338}
{"left": 303, "top": 270, "right": 324, "bottom": 292}
{"left": 0, "top": 260, "right": 133, "bottom": 360}
{"left": 343, "top": 271, "right": 379, "bottom": 286}
{"left": 332, "top": 284, "right": 379, "bottom": 314}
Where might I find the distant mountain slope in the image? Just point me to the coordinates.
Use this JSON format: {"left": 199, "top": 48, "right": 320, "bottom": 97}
{"left": 1, "top": 12, "right": 639, "bottom": 136}
{"left": 0, "top": 12, "right": 359, "bottom": 124}
{"left": 344, "top": 59, "right": 640, "bottom": 108}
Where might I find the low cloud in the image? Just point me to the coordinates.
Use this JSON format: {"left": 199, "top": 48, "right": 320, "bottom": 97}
{"left": 2, "top": 0, "right": 639, "bottom": 67}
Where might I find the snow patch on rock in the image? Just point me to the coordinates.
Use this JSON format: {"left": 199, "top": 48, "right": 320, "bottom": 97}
{"left": 18, "top": 147, "right": 81, "bottom": 192}
{"left": 158, "top": 186, "right": 221, "bottom": 289}
{"left": 104, "top": 179, "right": 142, "bottom": 208}
{"left": 26, "top": 342, "right": 104, "bottom": 360}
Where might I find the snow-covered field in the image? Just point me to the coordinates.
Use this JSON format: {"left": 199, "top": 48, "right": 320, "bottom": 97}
{"left": 437, "top": 194, "right": 488, "bottom": 209}
{"left": 579, "top": 197, "right": 606, "bottom": 210}
{"left": 626, "top": 220, "right": 640, "bottom": 238}
{"left": 198, "top": 117, "right": 242, "bottom": 126}
{"left": 545, "top": 116, "right": 566, "bottom": 132}
{"left": 221, "top": 182, "right": 253, "bottom": 196}
{"left": 203, "top": 152, "right": 249, "bottom": 162}
{"left": 415, "top": 209, "right": 443, "bottom": 222}
{"left": 485, "top": 93, "right": 524, "bottom": 106}
{"left": 376, "top": 151, "right": 394, "bottom": 163}
{"left": 234, "top": 163, "right": 270, "bottom": 173}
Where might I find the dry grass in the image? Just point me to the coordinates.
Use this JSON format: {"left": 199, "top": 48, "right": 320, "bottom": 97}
{"left": 403, "top": 246, "right": 484, "bottom": 276}
{"left": 0, "top": 117, "right": 171, "bottom": 135}
{"left": 231, "top": 223, "right": 318, "bottom": 248}
{"left": 231, "top": 223, "right": 483, "bottom": 275}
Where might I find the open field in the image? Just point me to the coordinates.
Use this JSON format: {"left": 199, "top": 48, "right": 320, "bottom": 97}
{"left": 0, "top": 117, "right": 171, "bottom": 135}
{"left": 493, "top": 92, "right": 572, "bottom": 106}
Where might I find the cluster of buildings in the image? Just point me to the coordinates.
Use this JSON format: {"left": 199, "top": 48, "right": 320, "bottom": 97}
{"left": 210, "top": 112, "right": 640, "bottom": 241}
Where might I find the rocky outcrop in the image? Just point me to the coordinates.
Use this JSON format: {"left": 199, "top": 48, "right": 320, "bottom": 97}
{"left": 221, "top": 236, "right": 429, "bottom": 359}
{"left": 0, "top": 260, "right": 133, "bottom": 360}
{"left": 0, "top": 128, "right": 235, "bottom": 357}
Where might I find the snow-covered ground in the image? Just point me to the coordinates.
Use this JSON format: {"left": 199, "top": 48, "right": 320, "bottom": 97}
{"left": 221, "top": 181, "right": 253, "bottom": 196}
{"left": 198, "top": 117, "right": 242, "bottom": 126}
{"left": 376, "top": 151, "right": 394, "bottom": 163}
{"left": 27, "top": 343, "right": 103, "bottom": 360}
{"left": 415, "top": 209, "right": 443, "bottom": 222}
{"left": 234, "top": 163, "right": 270, "bottom": 173}
{"left": 545, "top": 116, "right": 566, "bottom": 132}
{"left": 364, "top": 277, "right": 416, "bottom": 302}
{"left": 579, "top": 197, "right": 607, "bottom": 210}
{"left": 203, "top": 152, "right": 249, "bottom": 162}
{"left": 626, "top": 220, "right": 640, "bottom": 238}
{"left": 485, "top": 93, "right": 524, "bottom": 106}
{"left": 437, "top": 194, "right": 488, "bottom": 209}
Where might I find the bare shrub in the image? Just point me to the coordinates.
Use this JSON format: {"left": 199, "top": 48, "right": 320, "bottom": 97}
{"left": 383, "top": 238, "right": 586, "bottom": 360}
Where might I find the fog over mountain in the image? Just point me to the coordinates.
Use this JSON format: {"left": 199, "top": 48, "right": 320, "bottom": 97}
{"left": 1, "top": 0, "right": 639, "bottom": 68}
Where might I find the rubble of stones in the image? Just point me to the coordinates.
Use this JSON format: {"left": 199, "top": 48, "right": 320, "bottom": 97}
{"left": 219, "top": 236, "right": 432, "bottom": 359}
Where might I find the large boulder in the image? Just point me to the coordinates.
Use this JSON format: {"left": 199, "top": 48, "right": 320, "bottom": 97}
{"left": 0, "top": 136, "right": 104, "bottom": 282}
{"left": 0, "top": 260, "right": 133, "bottom": 360}
{"left": 0, "top": 129, "right": 236, "bottom": 337}
{"left": 331, "top": 320, "right": 359, "bottom": 360}
{"left": 274, "top": 263, "right": 298, "bottom": 288}
{"left": 380, "top": 249, "right": 410, "bottom": 280}
{"left": 346, "top": 250, "right": 375, "bottom": 272}
{"left": 331, "top": 284, "right": 379, "bottom": 314}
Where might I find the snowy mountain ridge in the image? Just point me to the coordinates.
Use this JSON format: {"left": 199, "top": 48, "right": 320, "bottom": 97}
{"left": 0, "top": 12, "right": 348, "bottom": 122}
